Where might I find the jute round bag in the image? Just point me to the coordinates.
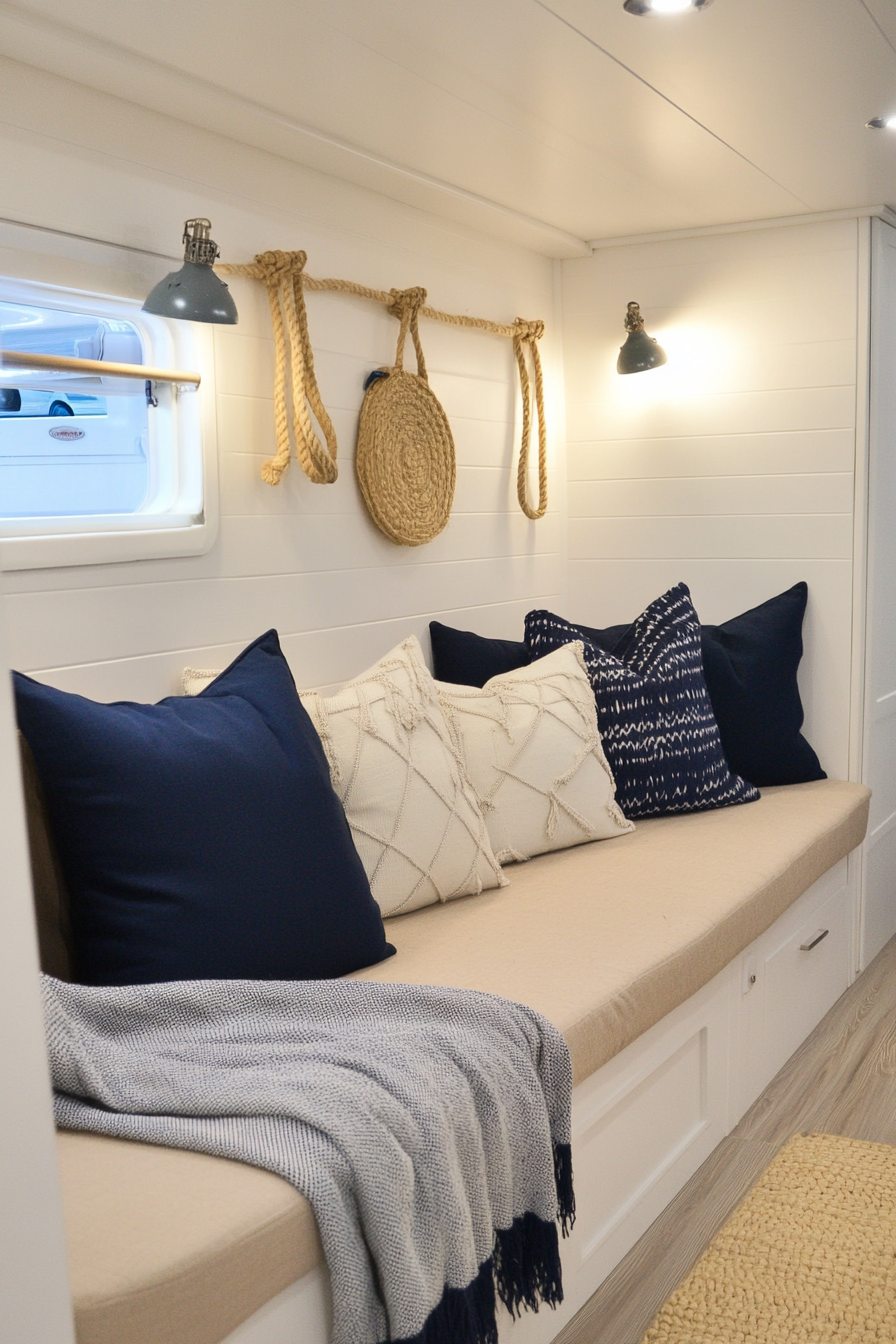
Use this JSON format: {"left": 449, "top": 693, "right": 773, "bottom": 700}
{"left": 356, "top": 287, "right": 456, "bottom": 547}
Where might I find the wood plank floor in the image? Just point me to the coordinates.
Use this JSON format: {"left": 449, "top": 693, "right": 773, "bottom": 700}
{"left": 557, "top": 934, "right": 896, "bottom": 1344}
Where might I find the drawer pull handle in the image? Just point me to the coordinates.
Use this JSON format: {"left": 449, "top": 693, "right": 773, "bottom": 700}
{"left": 800, "top": 928, "right": 829, "bottom": 952}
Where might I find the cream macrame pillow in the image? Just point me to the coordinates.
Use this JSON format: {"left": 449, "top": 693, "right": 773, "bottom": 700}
{"left": 182, "top": 668, "right": 221, "bottom": 697}
{"left": 301, "top": 637, "right": 506, "bottom": 917}
{"left": 437, "top": 642, "right": 633, "bottom": 864}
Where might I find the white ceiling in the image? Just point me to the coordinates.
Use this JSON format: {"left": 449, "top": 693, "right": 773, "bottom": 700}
{"left": 1, "top": 0, "right": 896, "bottom": 255}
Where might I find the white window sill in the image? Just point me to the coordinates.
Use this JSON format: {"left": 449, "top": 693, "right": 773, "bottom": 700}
{"left": 0, "top": 514, "right": 217, "bottom": 571}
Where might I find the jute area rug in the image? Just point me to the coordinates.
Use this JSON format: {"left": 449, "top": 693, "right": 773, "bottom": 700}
{"left": 640, "top": 1132, "right": 896, "bottom": 1342}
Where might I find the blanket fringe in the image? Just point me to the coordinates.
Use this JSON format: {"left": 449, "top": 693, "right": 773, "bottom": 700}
{"left": 554, "top": 1141, "right": 576, "bottom": 1235}
{"left": 400, "top": 1141, "right": 575, "bottom": 1342}
{"left": 400, "top": 1257, "right": 497, "bottom": 1344}
{"left": 400, "top": 1213, "right": 564, "bottom": 1344}
{"left": 494, "top": 1211, "right": 563, "bottom": 1321}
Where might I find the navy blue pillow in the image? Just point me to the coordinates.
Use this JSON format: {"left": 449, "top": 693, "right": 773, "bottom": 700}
{"left": 429, "top": 620, "right": 532, "bottom": 686}
{"left": 429, "top": 620, "right": 635, "bottom": 688}
{"left": 13, "top": 630, "right": 394, "bottom": 986}
{"left": 575, "top": 584, "right": 824, "bottom": 787}
{"left": 526, "top": 586, "right": 760, "bottom": 818}
{"left": 563, "top": 621, "right": 631, "bottom": 658}
{"left": 697, "top": 584, "right": 824, "bottom": 787}
{"left": 431, "top": 585, "right": 825, "bottom": 787}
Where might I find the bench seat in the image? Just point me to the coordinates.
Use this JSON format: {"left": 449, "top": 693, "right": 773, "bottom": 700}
{"left": 57, "top": 778, "right": 870, "bottom": 1344}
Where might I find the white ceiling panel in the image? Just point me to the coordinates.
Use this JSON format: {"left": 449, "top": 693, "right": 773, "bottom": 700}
{"left": 862, "top": 0, "right": 896, "bottom": 55}
{"left": 545, "top": 0, "right": 896, "bottom": 214}
{"left": 1, "top": 0, "right": 895, "bottom": 250}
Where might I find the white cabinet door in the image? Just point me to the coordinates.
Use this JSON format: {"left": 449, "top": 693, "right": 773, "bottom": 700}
{"left": 733, "top": 866, "right": 852, "bottom": 1122}
{"left": 762, "top": 885, "right": 851, "bottom": 1082}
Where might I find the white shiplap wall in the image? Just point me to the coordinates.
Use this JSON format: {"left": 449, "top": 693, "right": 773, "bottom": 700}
{"left": 862, "top": 217, "right": 896, "bottom": 963}
{"left": 0, "top": 56, "right": 564, "bottom": 700}
{"left": 561, "top": 220, "right": 860, "bottom": 780}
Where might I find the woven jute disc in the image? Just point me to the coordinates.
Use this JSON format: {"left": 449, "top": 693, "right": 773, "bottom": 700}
{"left": 356, "top": 367, "right": 456, "bottom": 547}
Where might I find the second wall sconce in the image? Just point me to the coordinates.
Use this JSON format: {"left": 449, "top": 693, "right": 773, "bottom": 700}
{"left": 616, "top": 301, "right": 667, "bottom": 374}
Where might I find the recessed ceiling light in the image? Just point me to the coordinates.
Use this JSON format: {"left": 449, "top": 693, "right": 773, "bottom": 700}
{"left": 623, "top": 0, "right": 713, "bottom": 14}
{"left": 867, "top": 116, "right": 896, "bottom": 130}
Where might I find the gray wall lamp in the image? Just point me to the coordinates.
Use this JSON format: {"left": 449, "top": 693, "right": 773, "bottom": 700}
{"left": 143, "top": 219, "right": 238, "bottom": 325}
{"left": 616, "top": 301, "right": 667, "bottom": 374}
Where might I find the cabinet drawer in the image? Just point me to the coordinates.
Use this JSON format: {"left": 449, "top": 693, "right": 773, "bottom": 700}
{"left": 763, "top": 885, "right": 850, "bottom": 1079}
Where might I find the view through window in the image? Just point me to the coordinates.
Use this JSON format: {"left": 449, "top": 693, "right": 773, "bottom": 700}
{"left": 0, "top": 300, "right": 151, "bottom": 517}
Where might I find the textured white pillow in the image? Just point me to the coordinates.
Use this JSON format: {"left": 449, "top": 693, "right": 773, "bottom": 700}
{"left": 182, "top": 668, "right": 221, "bottom": 697}
{"left": 301, "top": 637, "right": 506, "bottom": 917}
{"left": 437, "top": 642, "right": 633, "bottom": 864}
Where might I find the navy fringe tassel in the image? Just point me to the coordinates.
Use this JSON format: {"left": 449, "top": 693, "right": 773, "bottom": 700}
{"left": 397, "top": 1142, "right": 575, "bottom": 1344}
{"left": 554, "top": 1141, "right": 576, "bottom": 1235}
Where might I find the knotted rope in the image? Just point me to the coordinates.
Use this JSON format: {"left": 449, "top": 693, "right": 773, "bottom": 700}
{"left": 236, "top": 250, "right": 338, "bottom": 486}
{"left": 387, "top": 285, "right": 429, "bottom": 376}
{"left": 216, "top": 259, "right": 548, "bottom": 520}
{"left": 512, "top": 318, "right": 547, "bottom": 521}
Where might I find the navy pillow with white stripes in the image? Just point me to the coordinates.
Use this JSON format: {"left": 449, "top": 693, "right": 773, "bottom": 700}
{"left": 525, "top": 584, "right": 759, "bottom": 819}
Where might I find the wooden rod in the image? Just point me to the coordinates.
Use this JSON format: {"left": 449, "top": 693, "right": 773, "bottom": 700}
{"left": 0, "top": 349, "right": 201, "bottom": 386}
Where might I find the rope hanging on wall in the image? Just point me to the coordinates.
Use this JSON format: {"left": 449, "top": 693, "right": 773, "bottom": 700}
{"left": 217, "top": 253, "right": 548, "bottom": 522}
{"left": 240, "top": 251, "right": 338, "bottom": 486}
{"left": 512, "top": 318, "right": 547, "bottom": 521}
{"left": 356, "top": 287, "right": 456, "bottom": 546}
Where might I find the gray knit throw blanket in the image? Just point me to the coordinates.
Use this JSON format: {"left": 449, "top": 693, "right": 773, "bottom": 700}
{"left": 43, "top": 975, "right": 575, "bottom": 1344}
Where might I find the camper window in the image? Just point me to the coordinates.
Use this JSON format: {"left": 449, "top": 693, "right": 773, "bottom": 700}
{"left": 0, "top": 279, "right": 216, "bottom": 570}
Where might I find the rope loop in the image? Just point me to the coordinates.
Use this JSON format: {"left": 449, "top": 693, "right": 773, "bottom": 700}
{"left": 250, "top": 248, "right": 338, "bottom": 487}
{"left": 388, "top": 287, "right": 428, "bottom": 379}
{"left": 512, "top": 317, "right": 548, "bottom": 521}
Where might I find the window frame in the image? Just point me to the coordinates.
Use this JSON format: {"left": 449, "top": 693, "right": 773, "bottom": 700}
{"left": 0, "top": 275, "right": 218, "bottom": 572}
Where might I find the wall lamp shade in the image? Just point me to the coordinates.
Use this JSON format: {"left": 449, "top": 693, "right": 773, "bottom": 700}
{"left": 142, "top": 219, "right": 238, "bottom": 324}
{"left": 616, "top": 301, "right": 667, "bottom": 374}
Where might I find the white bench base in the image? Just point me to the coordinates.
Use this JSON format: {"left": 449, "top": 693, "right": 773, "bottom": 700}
{"left": 220, "top": 856, "right": 854, "bottom": 1344}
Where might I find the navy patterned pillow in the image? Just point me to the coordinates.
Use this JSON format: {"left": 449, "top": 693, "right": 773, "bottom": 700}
{"left": 525, "top": 585, "right": 760, "bottom": 819}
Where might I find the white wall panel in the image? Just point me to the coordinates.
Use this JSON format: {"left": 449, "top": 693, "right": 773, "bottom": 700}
{"left": 0, "top": 605, "right": 75, "bottom": 1343}
{"left": 571, "top": 474, "right": 853, "bottom": 518}
{"left": 861, "top": 218, "right": 896, "bottom": 963}
{"left": 4, "top": 554, "right": 560, "bottom": 674}
{"left": 562, "top": 220, "right": 860, "bottom": 781}
{"left": 32, "top": 598, "right": 554, "bottom": 704}
{"left": 569, "top": 516, "right": 852, "bottom": 561}
{"left": 567, "top": 386, "right": 855, "bottom": 446}
{"left": 568, "top": 430, "right": 856, "bottom": 482}
{"left": 0, "top": 59, "right": 563, "bottom": 697}
{"left": 216, "top": 458, "right": 533, "bottom": 520}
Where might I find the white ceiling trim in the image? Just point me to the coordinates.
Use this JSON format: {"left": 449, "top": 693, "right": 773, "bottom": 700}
{"left": 0, "top": 0, "right": 591, "bottom": 260}
{"left": 0, "top": 213, "right": 180, "bottom": 263}
{"left": 589, "top": 204, "right": 896, "bottom": 249}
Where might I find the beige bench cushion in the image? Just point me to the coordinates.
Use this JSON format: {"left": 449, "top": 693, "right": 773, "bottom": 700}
{"left": 59, "top": 779, "right": 870, "bottom": 1344}
{"left": 59, "top": 1132, "right": 321, "bottom": 1344}
{"left": 356, "top": 779, "right": 871, "bottom": 1082}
